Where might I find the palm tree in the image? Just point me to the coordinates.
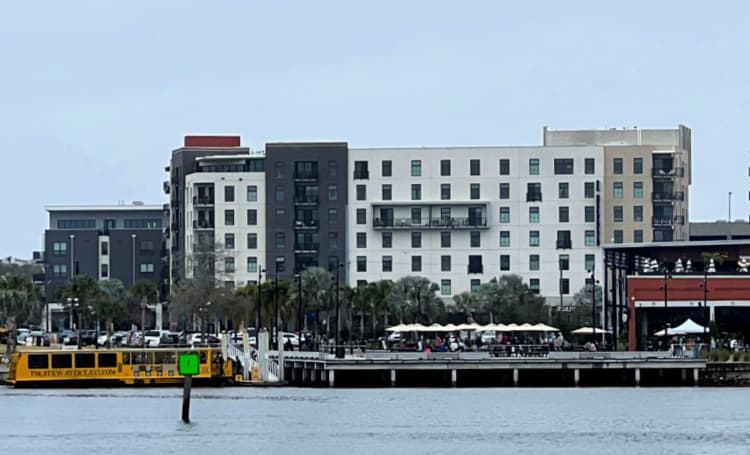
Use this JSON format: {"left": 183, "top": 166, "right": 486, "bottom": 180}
{"left": 59, "top": 275, "right": 101, "bottom": 334}
{"left": 300, "top": 267, "right": 333, "bottom": 337}
{"left": 1, "top": 274, "right": 41, "bottom": 356}
{"left": 453, "top": 291, "right": 481, "bottom": 322}
{"left": 97, "top": 279, "right": 128, "bottom": 347}
{"left": 365, "top": 280, "right": 394, "bottom": 337}
{"left": 129, "top": 280, "right": 158, "bottom": 341}
{"left": 389, "top": 276, "right": 442, "bottom": 324}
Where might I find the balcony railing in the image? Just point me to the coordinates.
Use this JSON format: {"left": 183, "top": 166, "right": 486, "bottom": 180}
{"left": 193, "top": 220, "right": 215, "bottom": 230}
{"left": 193, "top": 196, "right": 215, "bottom": 206}
{"left": 294, "top": 171, "right": 319, "bottom": 181}
{"left": 652, "top": 191, "right": 685, "bottom": 202}
{"left": 526, "top": 192, "right": 543, "bottom": 202}
{"left": 373, "top": 217, "right": 489, "bottom": 230}
{"left": 294, "top": 243, "right": 320, "bottom": 253}
{"left": 652, "top": 167, "right": 684, "bottom": 178}
{"left": 353, "top": 169, "right": 370, "bottom": 179}
{"left": 556, "top": 239, "right": 572, "bottom": 249}
{"left": 294, "top": 197, "right": 319, "bottom": 205}
{"left": 652, "top": 215, "right": 686, "bottom": 226}
{"left": 294, "top": 219, "right": 319, "bottom": 229}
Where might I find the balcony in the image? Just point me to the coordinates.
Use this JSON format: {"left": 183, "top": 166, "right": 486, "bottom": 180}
{"left": 353, "top": 169, "right": 370, "bottom": 180}
{"left": 163, "top": 181, "right": 170, "bottom": 195}
{"left": 193, "top": 196, "right": 215, "bottom": 206}
{"left": 373, "top": 217, "right": 488, "bottom": 230}
{"left": 294, "top": 171, "right": 319, "bottom": 181}
{"left": 652, "top": 191, "right": 685, "bottom": 202}
{"left": 294, "top": 243, "right": 320, "bottom": 253}
{"left": 652, "top": 167, "right": 684, "bottom": 178}
{"left": 652, "top": 215, "right": 686, "bottom": 227}
{"left": 526, "top": 192, "right": 543, "bottom": 202}
{"left": 556, "top": 239, "right": 572, "bottom": 249}
{"left": 294, "top": 197, "right": 319, "bottom": 206}
{"left": 193, "top": 220, "right": 215, "bottom": 230}
{"left": 294, "top": 219, "right": 319, "bottom": 230}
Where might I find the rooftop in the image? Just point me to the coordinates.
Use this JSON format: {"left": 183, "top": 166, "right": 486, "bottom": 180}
{"left": 46, "top": 203, "right": 163, "bottom": 212}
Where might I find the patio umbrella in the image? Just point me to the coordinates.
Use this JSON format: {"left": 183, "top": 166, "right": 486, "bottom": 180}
{"left": 571, "top": 327, "right": 612, "bottom": 335}
{"left": 533, "top": 323, "right": 560, "bottom": 332}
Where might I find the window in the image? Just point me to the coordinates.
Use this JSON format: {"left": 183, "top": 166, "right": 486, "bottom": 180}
{"left": 356, "top": 185, "right": 366, "bottom": 201}
{"left": 654, "top": 229, "right": 674, "bottom": 242}
{"left": 529, "top": 158, "right": 539, "bottom": 175}
{"left": 275, "top": 257, "right": 286, "bottom": 272}
{"left": 613, "top": 182, "right": 623, "bottom": 199}
{"left": 614, "top": 229, "right": 623, "bottom": 244}
{"left": 247, "top": 257, "right": 258, "bottom": 273}
{"left": 585, "top": 230, "right": 595, "bottom": 246}
{"left": 614, "top": 206, "right": 623, "bottom": 222}
{"left": 327, "top": 256, "right": 338, "bottom": 273}
{"left": 357, "top": 256, "right": 367, "bottom": 272}
{"left": 440, "top": 159, "right": 451, "bottom": 176}
{"left": 411, "top": 208, "right": 421, "bottom": 225}
{"left": 585, "top": 254, "right": 595, "bottom": 272}
{"left": 328, "top": 232, "right": 338, "bottom": 249}
{"left": 529, "top": 207, "right": 540, "bottom": 223}
{"left": 224, "top": 209, "right": 235, "bottom": 226}
{"left": 328, "top": 184, "right": 338, "bottom": 201}
{"left": 382, "top": 184, "right": 392, "bottom": 201}
{"left": 275, "top": 185, "right": 285, "bottom": 202}
{"left": 529, "top": 231, "right": 540, "bottom": 247}
{"left": 529, "top": 254, "right": 540, "bottom": 271}
{"left": 353, "top": 161, "right": 369, "bottom": 179}
{"left": 585, "top": 206, "right": 595, "bottom": 222}
{"left": 584, "top": 158, "right": 595, "bottom": 175}
{"left": 328, "top": 160, "right": 337, "bottom": 177}
{"left": 559, "top": 254, "right": 570, "bottom": 271}
{"left": 328, "top": 208, "right": 338, "bottom": 225}
{"left": 441, "top": 280, "right": 451, "bottom": 296}
{"left": 53, "top": 241, "right": 68, "bottom": 256}
{"left": 140, "top": 263, "right": 154, "bottom": 273}
{"left": 470, "top": 159, "right": 480, "bottom": 176}
{"left": 500, "top": 255, "right": 510, "bottom": 271}
{"left": 441, "top": 184, "right": 451, "bottom": 200}
{"left": 470, "top": 231, "right": 481, "bottom": 247}
{"left": 411, "top": 184, "right": 421, "bottom": 200}
{"left": 382, "top": 256, "right": 393, "bottom": 272}
{"left": 440, "top": 232, "right": 451, "bottom": 248}
{"left": 225, "top": 233, "right": 235, "bottom": 249}
{"left": 382, "top": 160, "right": 392, "bottom": 177}
{"left": 274, "top": 161, "right": 284, "bottom": 178}
{"left": 247, "top": 209, "right": 257, "bottom": 225}
{"left": 275, "top": 232, "right": 286, "bottom": 249}
{"left": 529, "top": 278, "right": 540, "bottom": 294}
{"left": 628, "top": 204, "right": 642, "bottom": 223}
{"left": 356, "top": 208, "right": 366, "bottom": 225}
{"left": 584, "top": 182, "right": 595, "bottom": 198}
{"left": 470, "top": 279, "right": 481, "bottom": 292}
{"left": 57, "top": 219, "right": 96, "bottom": 229}
{"left": 499, "top": 231, "right": 510, "bottom": 247}
{"left": 356, "top": 232, "right": 367, "bottom": 248}
{"left": 27, "top": 354, "right": 49, "bottom": 369}
{"left": 526, "top": 183, "right": 542, "bottom": 202}
{"left": 613, "top": 158, "right": 623, "bottom": 174}
{"left": 499, "top": 159, "right": 510, "bottom": 175}
{"left": 558, "top": 182, "right": 569, "bottom": 199}
{"left": 123, "top": 219, "right": 161, "bottom": 229}
{"left": 247, "top": 185, "right": 257, "bottom": 202}
{"left": 139, "top": 240, "right": 153, "bottom": 251}
{"left": 51, "top": 353, "right": 72, "bottom": 369}
{"left": 633, "top": 182, "right": 644, "bottom": 198}
{"left": 441, "top": 255, "right": 451, "bottom": 272}
{"left": 559, "top": 207, "right": 569, "bottom": 223}
{"left": 560, "top": 278, "right": 570, "bottom": 295}
{"left": 411, "top": 160, "right": 422, "bottom": 176}
{"left": 53, "top": 264, "right": 67, "bottom": 278}
{"left": 498, "top": 207, "right": 510, "bottom": 223}
{"left": 556, "top": 230, "right": 571, "bottom": 249}
{"left": 499, "top": 183, "right": 510, "bottom": 199}
{"left": 440, "top": 207, "right": 451, "bottom": 223}
{"left": 634, "top": 229, "right": 644, "bottom": 243}
{"left": 104, "top": 219, "right": 116, "bottom": 230}
{"left": 247, "top": 233, "right": 257, "bottom": 249}
{"left": 411, "top": 232, "right": 422, "bottom": 248}
{"left": 633, "top": 157, "right": 643, "bottom": 174}
{"left": 224, "top": 185, "right": 235, "bottom": 202}
{"left": 382, "top": 232, "right": 392, "bottom": 248}
{"left": 468, "top": 255, "right": 483, "bottom": 274}
{"left": 275, "top": 208, "right": 285, "bottom": 224}
{"left": 411, "top": 256, "right": 422, "bottom": 272}
{"left": 470, "top": 183, "right": 480, "bottom": 200}
{"left": 554, "top": 158, "right": 574, "bottom": 175}
{"left": 100, "top": 264, "right": 108, "bottom": 278}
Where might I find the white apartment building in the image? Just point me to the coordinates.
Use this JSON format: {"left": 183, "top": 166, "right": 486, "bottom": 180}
{"left": 183, "top": 154, "right": 266, "bottom": 287}
{"left": 347, "top": 146, "right": 606, "bottom": 306}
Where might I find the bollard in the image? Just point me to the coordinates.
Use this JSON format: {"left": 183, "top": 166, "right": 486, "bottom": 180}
{"left": 181, "top": 375, "right": 192, "bottom": 423}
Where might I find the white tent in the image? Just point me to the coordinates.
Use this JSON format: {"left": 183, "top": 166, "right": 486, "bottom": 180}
{"left": 571, "top": 327, "right": 612, "bottom": 335}
{"left": 653, "top": 318, "right": 708, "bottom": 336}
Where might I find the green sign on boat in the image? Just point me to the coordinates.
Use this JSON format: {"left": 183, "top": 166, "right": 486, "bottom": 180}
{"left": 178, "top": 352, "right": 200, "bottom": 376}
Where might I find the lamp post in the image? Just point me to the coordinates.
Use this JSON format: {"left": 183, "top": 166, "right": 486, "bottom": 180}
{"left": 74, "top": 300, "right": 81, "bottom": 349}
{"left": 700, "top": 266, "right": 710, "bottom": 349}
{"left": 559, "top": 258, "right": 564, "bottom": 327}
{"left": 661, "top": 266, "right": 672, "bottom": 350}
{"left": 589, "top": 263, "right": 596, "bottom": 339}
{"left": 295, "top": 273, "right": 302, "bottom": 351}
{"left": 69, "top": 234, "right": 75, "bottom": 279}
{"left": 335, "top": 262, "right": 343, "bottom": 344}
{"left": 273, "top": 263, "right": 279, "bottom": 349}
{"left": 131, "top": 234, "right": 137, "bottom": 286}
{"left": 66, "top": 297, "right": 79, "bottom": 333}
{"left": 256, "top": 266, "right": 265, "bottom": 345}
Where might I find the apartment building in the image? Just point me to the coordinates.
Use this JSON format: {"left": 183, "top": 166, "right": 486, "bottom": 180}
{"left": 544, "top": 125, "right": 691, "bottom": 243}
{"left": 347, "top": 146, "right": 605, "bottom": 303}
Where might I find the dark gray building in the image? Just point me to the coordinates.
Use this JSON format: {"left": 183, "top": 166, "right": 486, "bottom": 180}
{"left": 44, "top": 204, "right": 167, "bottom": 310}
{"left": 265, "top": 142, "right": 349, "bottom": 281}
{"left": 689, "top": 221, "right": 750, "bottom": 241}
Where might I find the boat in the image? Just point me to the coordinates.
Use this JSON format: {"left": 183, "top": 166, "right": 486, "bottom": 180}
{"left": 6, "top": 346, "right": 235, "bottom": 387}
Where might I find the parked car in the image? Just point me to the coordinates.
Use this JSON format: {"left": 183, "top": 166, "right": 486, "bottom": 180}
{"left": 144, "top": 330, "right": 171, "bottom": 347}
{"left": 387, "top": 331, "right": 401, "bottom": 344}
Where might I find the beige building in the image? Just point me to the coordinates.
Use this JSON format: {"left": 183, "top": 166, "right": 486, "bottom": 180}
{"left": 543, "top": 125, "right": 691, "bottom": 242}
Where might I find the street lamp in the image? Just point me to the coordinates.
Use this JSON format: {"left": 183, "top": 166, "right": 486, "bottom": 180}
{"left": 66, "top": 297, "right": 79, "bottom": 332}
{"left": 69, "top": 234, "right": 76, "bottom": 279}
{"left": 131, "top": 234, "right": 137, "bottom": 286}
{"left": 699, "top": 265, "right": 710, "bottom": 349}
{"left": 198, "top": 301, "right": 211, "bottom": 346}
{"left": 588, "top": 264, "right": 598, "bottom": 339}
{"left": 294, "top": 273, "right": 302, "bottom": 351}
{"left": 559, "top": 257, "right": 565, "bottom": 327}
{"left": 660, "top": 265, "right": 673, "bottom": 350}
{"left": 256, "top": 266, "right": 265, "bottom": 345}
{"left": 273, "top": 262, "right": 280, "bottom": 349}
{"left": 334, "top": 262, "right": 343, "bottom": 344}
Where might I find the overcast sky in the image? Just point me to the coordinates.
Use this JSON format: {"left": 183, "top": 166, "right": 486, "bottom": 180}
{"left": 1, "top": 1, "right": 748, "bottom": 258}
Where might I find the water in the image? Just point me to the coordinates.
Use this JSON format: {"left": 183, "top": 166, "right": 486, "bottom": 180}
{"left": 2, "top": 387, "right": 748, "bottom": 454}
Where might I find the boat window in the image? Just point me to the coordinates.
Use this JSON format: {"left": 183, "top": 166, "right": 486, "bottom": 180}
{"left": 75, "top": 353, "right": 96, "bottom": 368}
{"left": 98, "top": 353, "right": 117, "bottom": 368}
{"left": 154, "top": 351, "right": 176, "bottom": 364}
{"left": 122, "top": 352, "right": 132, "bottom": 365}
{"left": 133, "top": 352, "right": 153, "bottom": 365}
{"left": 52, "top": 354, "right": 72, "bottom": 369}
{"left": 27, "top": 354, "right": 49, "bottom": 369}
{"left": 199, "top": 351, "right": 207, "bottom": 364}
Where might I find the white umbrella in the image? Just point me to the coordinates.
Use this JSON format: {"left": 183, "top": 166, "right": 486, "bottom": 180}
{"left": 443, "top": 323, "right": 459, "bottom": 332}
{"left": 534, "top": 323, "right": 560, "bottom": 332}
{"left": 386, "top": 324, "right": 406, "bottom": 332}
{"left": 571, "top": 327, "right": 612, "bottom": 335}
{"left": 708, "top": 258, "right": 716, "bottom": 273}
{"left": 675, "top": 258, "right": 684, "bottom": 273}
{"left": 456, "top": 323, "right": 482, "bottom": 331}
{"left": 425, "top": 323, "right": 445, "bottom": 331}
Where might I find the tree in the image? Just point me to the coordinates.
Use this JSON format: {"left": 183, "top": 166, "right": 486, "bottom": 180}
{"left": 389, "top": 276, "right": 443, "bottom": 324}
{"left": 59, "top": 275, "right": 102, "bottom": 333}
{"left": 453, "top": 291, "right": 482, "bottom": 322}
{"left": 365, "top": 280, "right": 394, "bottom": 337}
{"left": 478, "top": 275, "right": 547, "bottom": 324}
{"left": 130, "top": 280, "right": 158, "bottom": 341}
{"left": 97, "top": 279, "right": 128, "bottom": 346}
{"left": 1, "top": 274, "right": 41, "bottom": 356}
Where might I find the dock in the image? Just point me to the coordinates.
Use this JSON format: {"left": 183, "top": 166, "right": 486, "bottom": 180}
{"left": 276, "top": 351, "right": 707, "bottom": 387}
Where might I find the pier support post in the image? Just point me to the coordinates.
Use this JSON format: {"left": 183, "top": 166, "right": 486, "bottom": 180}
{"left": 390, "top": 369, "right": 397, "bottom": 387}
{"left": 681, "top": 368, "right": 687, "bottom": 385}
{"left": 634, "top": 368, "right": 641, "bottom": 387}
{"left": 328, "top": 369, "right": 335, "bottom": 388}
{"left": 302, "top": 367, "right": 309, "bottom": 383}
{"left": 693, "top": 368, "right": 699, "bottom": 386}
{"left": 291, "top": 367, "right": 297, "bottom": 384}
{"left": 321, "top": 370, "right": 327, "bottom": 385}
{"left": 451, "top": 369, "right": 457, "bottom": 387}
{"left": 573, "top": 369, "right": 580, "bottom": 387}
{"left": 512, "top": 368, "right": 519, "bottom": 387}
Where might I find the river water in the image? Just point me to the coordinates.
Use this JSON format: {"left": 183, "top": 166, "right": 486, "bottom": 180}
{"left": 2, "top": 387, "right": 748, "bottom": 454}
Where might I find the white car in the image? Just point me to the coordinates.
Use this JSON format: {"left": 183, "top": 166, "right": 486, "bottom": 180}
{"left": 144, "top": 330, "right": 170, "bottom": 347}
{"left": 387, "top": 331, "right": 401, "bottom": 343}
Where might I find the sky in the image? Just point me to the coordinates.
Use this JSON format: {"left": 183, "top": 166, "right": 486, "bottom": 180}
{"left": 1, "top": 0, "right": 749, "bottom": 258}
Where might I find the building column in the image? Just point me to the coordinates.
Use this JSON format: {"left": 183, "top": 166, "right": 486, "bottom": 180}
{"left": 390, "top": 369, "right": 397, "bottom": 387}
{"left": 573, "top": 369, "right": 580, "bottom": 387}
{"left": 634, "top": 368, "right": 641, "bottom": 387}
{"left": 512, "top": 368, "right": 519, "bottom": 387}
{"left": 450, "top": 369, "right": 457, "bottom": 387}
{"left": 328, "top": 369, "right": 335, "bottom": 388}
